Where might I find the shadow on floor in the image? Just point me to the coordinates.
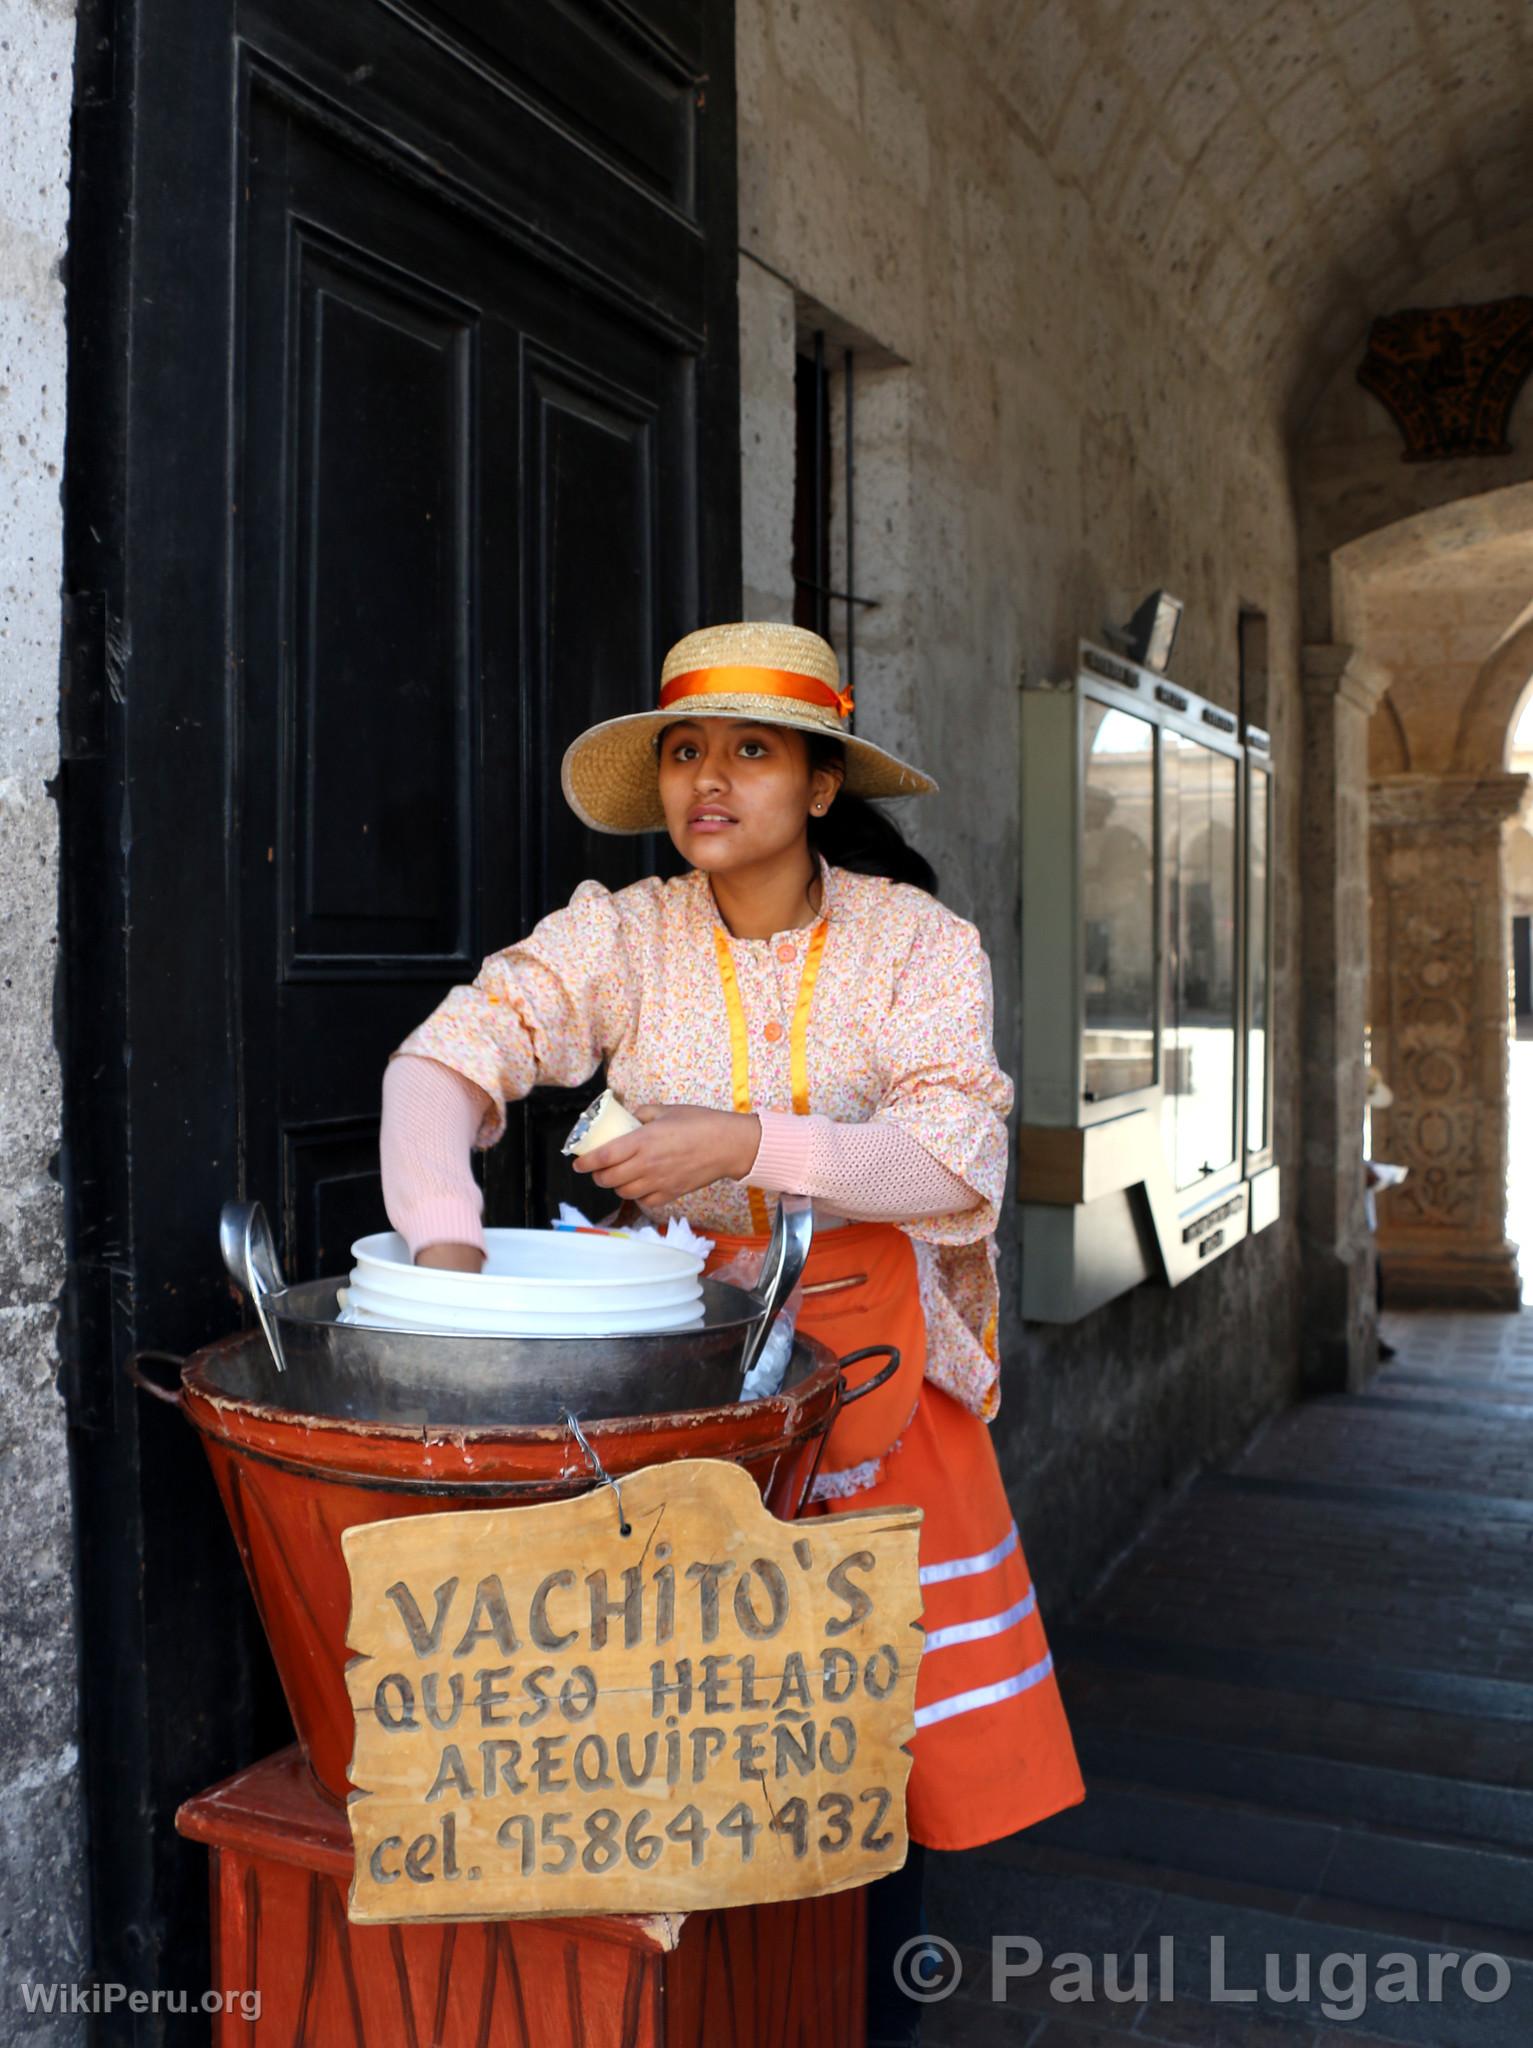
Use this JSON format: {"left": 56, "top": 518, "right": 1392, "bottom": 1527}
{"left": 922, "top": 1307, "right": 1533, "bottom": 2046}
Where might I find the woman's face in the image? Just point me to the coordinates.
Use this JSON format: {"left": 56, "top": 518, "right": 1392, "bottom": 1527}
{"left": 656, "top": 719, "right": 841, "bottom": 876}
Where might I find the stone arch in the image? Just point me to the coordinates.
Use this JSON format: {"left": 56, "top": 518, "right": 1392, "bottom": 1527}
{"left": 1452, "top": 605, "right": 1533, "bottom": 773}
{"left": 1331, "top": 479, "right": 1533, "bottom": 652}
{"left": 1370, "top": 694, "right": 1411, "bottom": 778}
{"left": 1330, "top": 479, "right": 1533, "bottom": 781}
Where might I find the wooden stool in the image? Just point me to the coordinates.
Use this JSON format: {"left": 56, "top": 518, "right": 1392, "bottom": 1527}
{"left": 177, "top": 1749, "right": 866, "bottom": 2045}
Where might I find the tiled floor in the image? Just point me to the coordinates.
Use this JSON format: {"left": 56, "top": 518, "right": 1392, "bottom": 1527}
{"left": 920, "top": 1307, "right": 1533, "bottom": 2046}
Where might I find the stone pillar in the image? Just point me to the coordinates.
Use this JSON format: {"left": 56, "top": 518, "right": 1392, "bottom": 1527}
{"left": 1300, "top": 644, "right": 1390, "bottom": 1390}
{"left": 1368, "top": 772, "right": 1528, "bottom": 1309}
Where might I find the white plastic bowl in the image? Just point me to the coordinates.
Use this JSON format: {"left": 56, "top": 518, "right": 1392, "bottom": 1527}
{"left": 350, "top": 1229, "right": 704, "bottom": 1309}
{"left": 341, "top": 1296, "right": 708, "bottom": 1338}
{"left": 344, "top": 1272, "right": 702, "bottom": 1327}
{"left": 346, "top": 1261, "right": 702, "bottom": 1318}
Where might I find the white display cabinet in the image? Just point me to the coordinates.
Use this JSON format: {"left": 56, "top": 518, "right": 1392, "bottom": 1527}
{"left": 1018, "top": 642, "right": 1281, "bottom": 1322}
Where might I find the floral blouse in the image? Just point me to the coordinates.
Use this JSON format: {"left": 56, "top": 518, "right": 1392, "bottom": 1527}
{"left": 392, "top": 852, "right": 1014, "bottom": 1418}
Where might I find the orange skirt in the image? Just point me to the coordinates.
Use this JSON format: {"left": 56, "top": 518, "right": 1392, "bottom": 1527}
{"left": 704, "top": 1218, "right": 1085, "bottom": 1852}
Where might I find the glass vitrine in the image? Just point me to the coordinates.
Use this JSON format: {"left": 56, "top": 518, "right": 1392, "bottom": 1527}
{"left": 1244, "top": 738, "right": 1274, "bottom": 1166}
{"left": 1081, "top": 702, "right": 1157, "bottom": 1102}
{"left": 1161, "top": 726, "right": 1240, "bottom": 1190}
{"left": 1019, "top": 643, "right": 1279, "bottom": 1320}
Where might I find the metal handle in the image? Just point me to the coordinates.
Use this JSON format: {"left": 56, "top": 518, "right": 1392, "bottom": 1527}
{"left": 218, "top": 1199, "right": 290, "bottom": 1375}
{"left": 125, "top": 1348, "right": 186, "bottom": 1409}
{"left": 737, "top": 1192, "right": 814, "bottom": 1386}
{"left": 835, "top": 1344, "right": 901, "bottom": 1407}
{"left": 791, "top": 1343, "right": 905, "bottom": 1516}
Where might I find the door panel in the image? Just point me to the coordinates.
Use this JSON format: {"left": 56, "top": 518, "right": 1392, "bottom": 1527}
{"left": 287, "top": 237, "right": 476, "bottom": 970}
{"left": 524, "top": 346, "right": 665, "bottom": 912}
{"left": 403, "top": 0, "right": 703, "bottom": 208}
{"left": 245, "top": 8, "right": 706, "bottom": 335}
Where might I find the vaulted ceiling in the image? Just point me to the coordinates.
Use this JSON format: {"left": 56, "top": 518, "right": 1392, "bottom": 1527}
{"left": 967, "top": 0, "right": 1533, "bottom": 420}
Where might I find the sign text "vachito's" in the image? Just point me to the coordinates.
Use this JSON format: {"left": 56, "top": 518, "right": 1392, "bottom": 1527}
{"left": 343, "top": 1458, "right": 923, "bottom": 1922}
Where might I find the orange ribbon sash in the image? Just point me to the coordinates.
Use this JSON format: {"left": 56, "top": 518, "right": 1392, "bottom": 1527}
{"left": 662, "top": 664, "right": 855, "bottom": 721}
{"left": 712, "top": 914, "right": 829, "bottom": 1235}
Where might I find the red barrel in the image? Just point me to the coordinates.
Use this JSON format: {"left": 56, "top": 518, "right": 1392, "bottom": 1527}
{"left": 134, "top": 1327, "right": 849, "bottom": 1803}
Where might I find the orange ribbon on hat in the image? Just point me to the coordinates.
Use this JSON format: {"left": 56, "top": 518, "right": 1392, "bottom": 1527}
{"left": 660, "top": 664, "right": 855, "bottom": 721}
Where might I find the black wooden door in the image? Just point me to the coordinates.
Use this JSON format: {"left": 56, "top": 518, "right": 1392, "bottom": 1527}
{"left": 61, "top": 0, "right": 738, "bottom": 2029}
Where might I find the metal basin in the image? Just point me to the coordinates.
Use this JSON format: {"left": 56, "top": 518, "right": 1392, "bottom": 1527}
{"left": 215, "top": 1274, "right": 832, "bottom": 1426}
{"left": 218, "top": 1193, "right": 817, "bottom": 1419}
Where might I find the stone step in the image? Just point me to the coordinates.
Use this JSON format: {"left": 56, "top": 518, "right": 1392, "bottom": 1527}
{"left": 1334, "top": 1388, "right": 1533, "bottom": 1423}
{"left": 1058, "top": 1655, "right": 1533, "bottom": 1792}
{"left": 1071, "top": 1723, "right": 1533, "bottom": 1856}
{"left": 922, "top": 1849, "right": 1533, "bottom": 2047}
{"left": 1202, "top": 1467, "right": 1533, "bottom": 1525}
{"left": 1070, "top": 1473, "right": 1533, "bottom": 1695}
{"left": 1383, "top": 1368, "right": 1533, "bottom": 1400}
{"left": 1053, "top": 1625, "right": 1533, "bottom": 1727}
{"left": 1030, "top": 1776, "right": 1533, "bottom": 1936}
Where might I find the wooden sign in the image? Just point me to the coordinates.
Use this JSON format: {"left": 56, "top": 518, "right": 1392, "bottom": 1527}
{"left": 343, "top": 1459, "right": 923, "bottom": 1924}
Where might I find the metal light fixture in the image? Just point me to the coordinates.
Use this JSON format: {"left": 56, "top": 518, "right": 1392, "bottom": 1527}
{"left": 1110, "top": 589, "right": 1183, "bottom": 673}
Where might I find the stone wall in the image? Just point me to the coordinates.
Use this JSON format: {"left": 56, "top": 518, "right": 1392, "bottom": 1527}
{"left": 737, "top": 0, "right": 1305, "bottom": 1607}
{"left": 0, "top": 0, "right": 88, "bottom": 2024}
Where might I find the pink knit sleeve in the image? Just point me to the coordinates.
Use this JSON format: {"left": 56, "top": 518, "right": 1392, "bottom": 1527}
{"left": 390, "top": 880, "right": 635, "bottom": 1151}
{"left": 380, "top": 1055, "right": 491, "bottom": 1258}
{"left": 747, "top": 1109, "right": 983, "bottom": 1223}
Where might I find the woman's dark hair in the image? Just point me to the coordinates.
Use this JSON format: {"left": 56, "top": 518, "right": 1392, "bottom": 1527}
{"left": 653, "top": 721, "right": 938, "bottom": 896}
{"left": 806, "top": 734, "right": 938, "bottom": 897}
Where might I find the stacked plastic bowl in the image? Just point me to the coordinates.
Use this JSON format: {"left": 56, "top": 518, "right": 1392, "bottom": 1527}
{"left": 340, "top": 1230, "right": 707, "bottom": 1337}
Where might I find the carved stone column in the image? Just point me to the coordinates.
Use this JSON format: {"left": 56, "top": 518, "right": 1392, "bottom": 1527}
{"left": 1300, "top": 644, "right": 1391, "bottom": 1390}
{"left": 1369, "top": 772, "right": 1529, "bottom": 1309}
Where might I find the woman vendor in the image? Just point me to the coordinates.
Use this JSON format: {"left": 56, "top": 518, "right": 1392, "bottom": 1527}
{"left": 378, "top": 620, "right": 1084, "bottom": 2043}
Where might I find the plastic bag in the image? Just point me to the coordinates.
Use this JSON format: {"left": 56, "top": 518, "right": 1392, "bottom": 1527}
{"left": 712, "top": 1245, "right": 803, "bottom": 1400}
{"left": 552, "top": 1202, "right": 714, "bottom": 1263}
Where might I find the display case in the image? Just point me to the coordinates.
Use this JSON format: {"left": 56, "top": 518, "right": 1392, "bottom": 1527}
{"left": 1017, "top": 642, "right": 1281, "bottom": 1322}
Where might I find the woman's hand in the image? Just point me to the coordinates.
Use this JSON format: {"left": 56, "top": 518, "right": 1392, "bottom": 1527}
{"left": 572, "top": 1105, "right": 760, "bottom": 1208}
{"left": 414, "top": 1242, "right": 486, "bottom": 1272}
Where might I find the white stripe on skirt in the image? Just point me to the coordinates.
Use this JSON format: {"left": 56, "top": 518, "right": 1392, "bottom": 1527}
{"left": 913, "top": 1651, "right": 1056, "bottom": 1730}
{"left": 922, "top": 1587, "right": 1037, "bottom": 1653}
{"left": 919, "top": 1521, "right": 1019, "bottom": 1586}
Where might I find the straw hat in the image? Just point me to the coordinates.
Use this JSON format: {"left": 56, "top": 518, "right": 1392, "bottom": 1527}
{"left": 561, "top": 620, "right": 938, "bottom": 834}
